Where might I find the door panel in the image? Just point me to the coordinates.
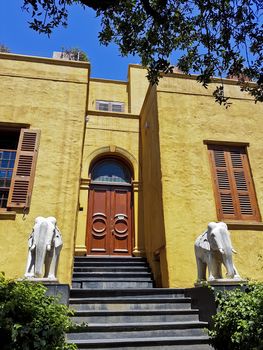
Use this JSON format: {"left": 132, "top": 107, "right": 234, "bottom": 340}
{"left": 111, "top": 188, "right": 132, "bottom": 254}
{"left": 87, "top": 186, "right": 110, "bottom": 254}
{"left": 86, "top": 185, "right": 132, "bottom": 255}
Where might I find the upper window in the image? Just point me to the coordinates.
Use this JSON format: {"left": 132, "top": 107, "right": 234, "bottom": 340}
{"left": 0, "top": 127, "right": 40, "bottom": 212}
{"left": 96, "top": 100, "right": 125, "bottom": 113}
{"left": 208, "top": 144, "right": 260, "bottom": 221}
{"left": 91, "top": 159, "right": 131, "bottom": 184}
{"left": 0, "top": 128, "right": 20, "bottom": 209}
{"left": 0, "top": 150, "right": 17, "bottom": 208}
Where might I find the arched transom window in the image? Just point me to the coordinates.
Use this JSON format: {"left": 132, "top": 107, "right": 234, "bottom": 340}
{"left": 91, "top": 159, "right": 131, "bottom": 184}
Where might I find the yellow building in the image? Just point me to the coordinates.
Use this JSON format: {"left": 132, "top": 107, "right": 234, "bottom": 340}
{"left": 0, "top": 52, "right": 263, "bottom": 288}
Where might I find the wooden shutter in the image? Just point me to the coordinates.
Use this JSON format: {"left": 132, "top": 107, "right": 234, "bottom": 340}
{"left": 7, "top": 129, "right": 40, "bottom": 209}
{"left": 208, "top": 145, "right": 260, "bottom": 221}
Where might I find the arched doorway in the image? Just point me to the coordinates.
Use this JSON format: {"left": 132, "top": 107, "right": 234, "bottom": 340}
{"left": 86, "top": 158, "right": 134, "bottom": 255}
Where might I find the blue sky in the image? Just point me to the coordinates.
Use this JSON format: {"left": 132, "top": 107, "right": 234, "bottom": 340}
{"left": 0, "top": 0, "right": 140, "bottom": 81}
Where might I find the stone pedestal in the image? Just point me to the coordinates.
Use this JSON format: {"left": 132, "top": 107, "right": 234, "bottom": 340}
{"left": 22, "top": 278, "right": 70, "bottom": 305}
{"left": 195, "top": 278, "right": 247, "bottom": 290}
{"left": 185, "top": 279, "right": 247, "bottom": 326}
{"left": 44, "top": 283, "right": 70, "bottom": 305}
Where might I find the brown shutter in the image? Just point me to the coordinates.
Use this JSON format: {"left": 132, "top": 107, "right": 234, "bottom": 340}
{"left": 229, "top": 148, "right": 260, "bottom": 220}
{"left": 209, "top": 147, "right": 237, "bottom": 220}
{"left": 208, "top": 144, "right": 260, "bottom": 221}
{"left": 7, "top": 129, "right": 40, "bottom": 209}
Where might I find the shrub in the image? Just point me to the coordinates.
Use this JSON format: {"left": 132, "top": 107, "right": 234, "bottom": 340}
{"left": 0, "top": 273, "right": 77, "bottom": 350}
{"left": 208, "top": 283, "right": 263, "bottom": 350}
{"left": 62, "top": 48, "right": 89, "bottom": 62}
{"left": 0, "top": 44, "right": 10, "bottom": 53}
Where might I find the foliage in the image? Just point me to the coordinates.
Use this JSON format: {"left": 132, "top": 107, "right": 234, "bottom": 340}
{"left": 21, "top": 0, "right": 263, "bottom": 104}
{"left": 62, "top": 47, "right": 89, "bottom": 62}
{"left": 208, "top": 283, "right": 263, "bottom": 350}
{"left": 0, "top": 274, "right": 77, "bottom": 350}
{"left": 0, "top": 44, "right": 11, "bottom": 53}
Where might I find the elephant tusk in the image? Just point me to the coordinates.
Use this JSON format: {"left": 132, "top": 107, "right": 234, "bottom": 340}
{"left": 47, "top": 244, "right": 51, "bottom": 251}
{"left": 219, "top": 248, "right": 224, "bottom": 254}
{"left": 232, "top": 248, "right": 237, "bottom": 254}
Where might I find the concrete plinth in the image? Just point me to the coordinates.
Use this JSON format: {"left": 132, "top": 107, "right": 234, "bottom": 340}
{"left": 195, "top": 279, "right": 247, "bottom": 290}
{"left": 21, "top": 278, "right": 70, "bottom": 305}
{"left": 44, "top": 283, "right": 70, "bottom": 305}
{"left": 185, "top": 280, "right": 247, "bottom": 326}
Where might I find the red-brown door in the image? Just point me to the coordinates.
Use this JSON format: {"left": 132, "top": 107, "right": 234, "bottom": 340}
{"left": 86, "top": 184, "right": 133, "bottom": 255}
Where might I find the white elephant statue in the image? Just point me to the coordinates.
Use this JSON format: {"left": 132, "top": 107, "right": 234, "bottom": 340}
{"left": 194, "top": 222, "right": 240, "bottom": 282}
{"left": 25, "top": 216, "right": 63, "bottom": 280}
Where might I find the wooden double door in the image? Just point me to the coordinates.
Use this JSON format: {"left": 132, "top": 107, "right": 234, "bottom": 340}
{"left": 86, "top": 184, "right": 133, "bottom": 255}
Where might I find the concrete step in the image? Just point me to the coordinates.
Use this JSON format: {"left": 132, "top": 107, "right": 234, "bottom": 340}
{"left": 74, "top": 256, "right": 147, "bottom": 263}
{"left": 72, "top": 281, "right": 154, "bottom": 289}
{"left": 67, "top": 321, "right": 208, "bottom": 339}
{"left": 73, "top": 266, "right": 150, "bottom": 272}
{"left": 68, "top": 345, "right": 213, "bottom": 350}
{"left": 67, "top": 336, "right": 211, "bottom": 349}
{"left": 72, "top": 278, "right": 153, "bottom": 283}
{"left": 72, "top": 309, "right": 200, "bottom": 323}
{"left": 69, "top": 257, "right": 211, "bottom": 349}
{"left": 72, "top": 272, "right": 152, "bottom": 278}
{"left": 69, "top": 297, "right": 191, "bottom": 311}
{"left": 70, "top": 288, "right": 186, "bottom": 299}
{"left": 74, "top": 261, "right": 148, "bottom": 268}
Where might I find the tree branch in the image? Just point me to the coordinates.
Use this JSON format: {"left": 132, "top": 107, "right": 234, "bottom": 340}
{"left": 79, "top": 0, "right": 121, "bottom": 11}
{"left": 140, "top": 0, "right": 167, "bottom": 23}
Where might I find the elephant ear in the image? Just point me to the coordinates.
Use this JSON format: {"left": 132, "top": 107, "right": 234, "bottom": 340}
{"left": 54, "top": 227, "right": 63, "bottom": 248}
{"left": 198, "top": 232, "right": 210, "bottom": 251}
{"left": 200, "top": 239, "right": 210, "bottom": 251}
{"left": 28, "top": 230, "right": 34, "bottom": 248}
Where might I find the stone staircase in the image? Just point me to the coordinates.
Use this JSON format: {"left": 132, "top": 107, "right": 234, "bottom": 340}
{"left": 67, "top": 256, "right": 212, "bottom": 349}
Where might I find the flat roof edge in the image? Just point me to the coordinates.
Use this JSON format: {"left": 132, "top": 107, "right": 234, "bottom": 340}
{"left": 0, "top": 52, "right": 90, "bottom": 69}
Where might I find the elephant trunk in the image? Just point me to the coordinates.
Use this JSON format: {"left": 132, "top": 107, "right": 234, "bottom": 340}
{"left": 222, "top": 250, "right": 235, "bottom": 278}
{"left": 35, "top": 221, "right": 48, "bottom": 278}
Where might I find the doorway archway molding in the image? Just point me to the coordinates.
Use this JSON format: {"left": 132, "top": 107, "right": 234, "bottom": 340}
{"left": 75, "top": 145, "right": 144, "bottom": 257}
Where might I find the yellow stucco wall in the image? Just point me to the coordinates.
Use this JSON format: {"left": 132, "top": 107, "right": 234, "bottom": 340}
{"left": 88, "top": 79, "right": 128, "bottom": 112}
{"left": 128, "top": 65, "right": 150, "bottom": 114}
{"left": 154, "top": 74, "right": 263, "bottom": 287}
{"left": 140, "top": 86, "right": 169, "bottom": 287}
{"left": 75, "top": 74, "right": 140, "bottom": 254}
{"left": 0, "top": 53, "right": 89, "bottom": 284}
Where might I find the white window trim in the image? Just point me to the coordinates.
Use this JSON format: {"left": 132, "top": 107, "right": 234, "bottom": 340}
{"left": 96, "top": 100, "right": 125, "bottom": 113}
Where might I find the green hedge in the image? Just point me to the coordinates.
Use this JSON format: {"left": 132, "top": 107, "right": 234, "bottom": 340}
{"left": 209, "top": 283, "right": 263, "bottom": 350}
{"left": 0, "top": 274, "right": 77, "bottom": 350}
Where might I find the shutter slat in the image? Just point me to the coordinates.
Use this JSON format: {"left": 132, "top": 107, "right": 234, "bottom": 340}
{"left": 234, "top": 171, "right": 248, "bottom": 191}
{"left": 214, "top": 149, "right": 226, "bottom": 167}
{"left": 21, "top": 133, "right": 37, "bottom": 151}
{"left": 220, "top": 193, "right": 235, "bottom": 214}
{"left": 7, "top": 129, "right": 40, "bottom": 209}
{"left": 217, "top": 170, "right": 230, "bottom": 190}
{"left": 230, "top": 151, "right": 243, "bottom": 168}
{"left": 238, "top": 194, "right": 254, "bottom": 215}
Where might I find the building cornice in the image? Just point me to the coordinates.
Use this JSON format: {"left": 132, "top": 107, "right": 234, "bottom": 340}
{"left": 0, "top": 52, "right": 90, "bottom": 69}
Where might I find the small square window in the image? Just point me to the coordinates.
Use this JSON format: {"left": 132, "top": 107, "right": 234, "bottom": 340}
{"left": 96, "top": 100, "right": 125, "bottom": 113}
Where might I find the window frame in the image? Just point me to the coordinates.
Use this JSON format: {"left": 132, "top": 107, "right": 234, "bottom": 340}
{"left": 207, "top": 143, "right": 261, "bottom": 222}
{"left": 0, "top": 127, "right": 40, "bottom": 213}
{"left": 95, "top": 100, "right": 125, "bottom": 113}
{"left": 91, "top": 158, "right": 132, "bottom": 185}
{"left": 0, "top": 149, "right": 17, "bottom": 209}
